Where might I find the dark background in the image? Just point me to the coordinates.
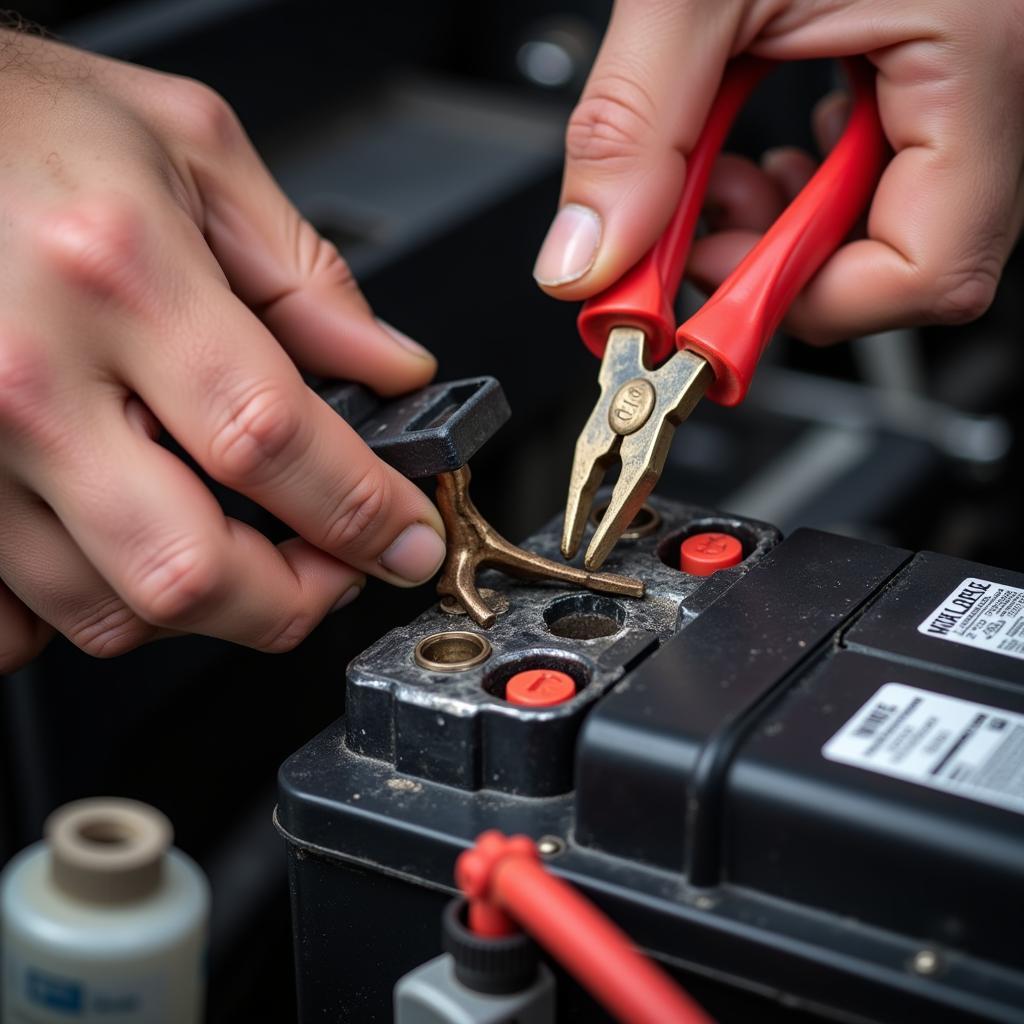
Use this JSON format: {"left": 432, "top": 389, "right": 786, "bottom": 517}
{"left": 2, "top": 2, "right": 1021, "bottom": 1020}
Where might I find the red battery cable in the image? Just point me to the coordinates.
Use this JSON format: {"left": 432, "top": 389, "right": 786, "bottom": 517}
{"left": 456, "top": 831, "right": 716, "bottom": 1024}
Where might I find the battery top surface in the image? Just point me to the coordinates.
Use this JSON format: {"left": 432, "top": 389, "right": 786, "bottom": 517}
{"left": 279, "top": 514, "right": 1024, "bottom": 1024}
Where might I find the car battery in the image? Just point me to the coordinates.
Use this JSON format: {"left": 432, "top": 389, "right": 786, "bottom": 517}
{"left": 277, "top": 494, "right": 1024, "bottom": 1023}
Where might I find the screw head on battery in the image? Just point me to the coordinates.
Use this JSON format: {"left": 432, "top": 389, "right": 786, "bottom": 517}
{"left": 911, "top": 949, "right": 941, "bottom": 976}
{"left": 536, "top": 836, "right": 565, "bottom": 857}
{"left": 679, "top": 532, "right": 743, "bottom": 576}
{"left": 505, "top": 669, "right": 576, "bottom": 707}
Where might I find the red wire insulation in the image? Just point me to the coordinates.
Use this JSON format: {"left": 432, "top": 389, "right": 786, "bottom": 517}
{"left": 456, "top": 832, "right": 715, "bottom": 1024}
{"left": 467, "top": 900, "right": 517, "bottom": 938}
{"left": 458, "top": 832, "right": 533, "bottom": 938}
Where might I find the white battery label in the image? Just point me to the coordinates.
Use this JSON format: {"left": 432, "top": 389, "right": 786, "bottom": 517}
{"left": 917, "top": 576, "right": 1024, "bottom": 660}
{"left": 823, "top": 682, "right": 1024, "bottom": 815}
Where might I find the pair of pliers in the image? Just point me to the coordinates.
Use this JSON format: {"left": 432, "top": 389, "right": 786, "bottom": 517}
{"left": 562, "top": 57, "right": 888, "bottom": 570}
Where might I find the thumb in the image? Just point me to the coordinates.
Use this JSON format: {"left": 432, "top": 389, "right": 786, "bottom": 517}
{"left": 534, "top": 0, "right": 745, "bottom": 301}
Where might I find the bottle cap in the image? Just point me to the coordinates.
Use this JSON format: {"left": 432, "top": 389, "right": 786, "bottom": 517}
{"left": 46, "top": 798, "right": 172, "bottom": 903}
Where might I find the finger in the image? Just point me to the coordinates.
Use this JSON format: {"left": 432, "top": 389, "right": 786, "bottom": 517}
{"left": 19, "top": 400, "right": 367, "bottom": 652}
{"left": 113, "top": 274, "right": 446, "bottom": 586}
{"left": 687, "top": 149, "right": 817, "bottom": 296}
{"left": 696, "top": 45, "right": 1024, "bottom": 346}
{"left": 691, "top": 150, "right": 815, "bottom": 287}
{"left": 704, "top": 153, "right": 787, "bottom": 232}
{"left": 151, "top": 77, "right": 436, "bottom": 396}
{"left": 812, "top": 91, "right": 851, "bottom": 154}
{"left": 124, "top": 394, "right": 161, "bottom": 440}
{"left": 0, "top": 577, "right": 51, "bottom": 672}
{"left": 688, "top": 229, "right": 761, "bottom": 296}
{"left": 782, "top": 41, "right": 1024, "bottom": 344}
{"left": 761, "top": 147, "right": 818, "bottom": 202}
{"left": 24, "top": 189, "right": 446, "bottom": 590}
{"left": 533, "top": 0, "right": 749, "bottom": 299}
{"left": 0, "top": 482, "right": 155, "bottom": 659}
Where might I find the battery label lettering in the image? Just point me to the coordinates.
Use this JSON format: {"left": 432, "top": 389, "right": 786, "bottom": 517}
{"left": 917, "top": 577, "right": 1024, "bottom": 660}
{"left": 823, "top": 683, "right": 1024, "bottom": 816}
{"left": 923, "top": 579, "right": 990, "bottom": 633}
{"left": 853, "top": 702, "right": 897, "bottom": 738}
{"left": 929, "top": 712, "right": 986, "bottom": 776}
{"left": 924, "top": 580, "right": 990, "bottom": 634}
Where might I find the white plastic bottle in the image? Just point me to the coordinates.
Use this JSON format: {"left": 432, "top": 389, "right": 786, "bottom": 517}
{"left": 1, "top": 797, "right": 209, "bottom": 1023}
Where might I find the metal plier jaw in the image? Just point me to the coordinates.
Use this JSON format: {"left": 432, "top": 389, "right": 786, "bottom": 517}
{"left": 562, "top": 328, "right": 712, "bottom": 569}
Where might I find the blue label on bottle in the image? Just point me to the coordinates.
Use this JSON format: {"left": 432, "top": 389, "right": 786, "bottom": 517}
{"left": 7, "top": 953, "right": 173, "bottom": 1021}
{"left": 26, "top": 968, "right": 84, "bottom": 1013}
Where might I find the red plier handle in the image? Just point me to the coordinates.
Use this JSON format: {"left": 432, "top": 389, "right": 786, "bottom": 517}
{"left": 577, "top": 57, "right": 887, "bottom": 406}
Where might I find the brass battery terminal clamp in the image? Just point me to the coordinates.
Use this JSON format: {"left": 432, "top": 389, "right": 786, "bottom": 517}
{"left": 316, "top": 377, "right": 643, "bottom": 628}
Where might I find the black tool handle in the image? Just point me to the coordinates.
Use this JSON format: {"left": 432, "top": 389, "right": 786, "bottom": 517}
{"left": 315, "top": 376, "right": 510, "bottom": 479}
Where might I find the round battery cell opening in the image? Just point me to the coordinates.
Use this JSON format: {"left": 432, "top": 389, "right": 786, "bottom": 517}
{"left": 543, "top": 594, "right": 626, "bottom": 640}
{"left": 590, "top": 501, "right": 662, "bottom": 541}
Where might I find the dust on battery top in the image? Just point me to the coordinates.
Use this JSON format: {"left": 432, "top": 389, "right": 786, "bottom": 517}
{"left": 315, "top": 375, "right": 643, "bottom": 629}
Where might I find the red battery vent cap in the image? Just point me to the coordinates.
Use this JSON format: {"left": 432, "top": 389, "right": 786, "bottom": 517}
{"left": 679, "top": 532, "right": 743, "bottom": 576}
{"left": 505, "top": 669, "right": 576, "bottom": 707}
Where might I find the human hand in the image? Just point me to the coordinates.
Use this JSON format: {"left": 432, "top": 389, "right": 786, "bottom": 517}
{"left": 0, "top": 30, "right": 446, "bottom": 671}
{"left": 534, "top": 0, "right": 1024, "bottom": 343}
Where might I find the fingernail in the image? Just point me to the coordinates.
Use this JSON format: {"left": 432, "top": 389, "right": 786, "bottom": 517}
{"left": 533, "top": 203, "right": 602, "bottom": 286}
{"left": 379, "top": 523, "right": 446, "bottom": 584}
{"left": 377, "top": 318, "right": 434, "bottom": 360}
{"left": 331, "top": 584, "right": 362, "bottom": 613}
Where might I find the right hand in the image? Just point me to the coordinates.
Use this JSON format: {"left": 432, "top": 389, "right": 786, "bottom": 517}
{"left": 0, "top": 30, "right": 447, "bottom": 670}
{"left": 534, "top": 0, "right": 1024, "bottom": 344}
